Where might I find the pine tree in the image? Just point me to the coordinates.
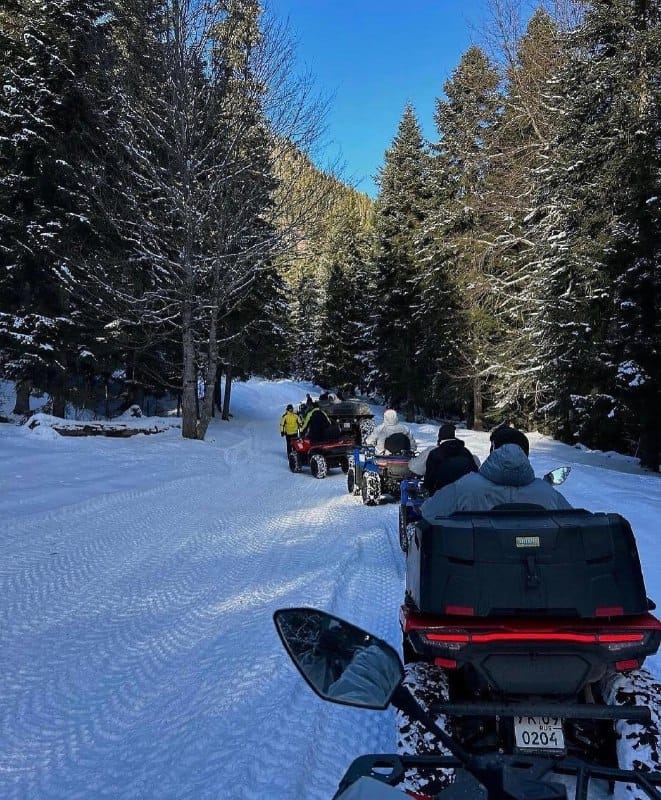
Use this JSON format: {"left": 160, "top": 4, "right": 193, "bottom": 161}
{"left": 427, "top": 46, "right": 502, "bottom": 427}
{"left": 0, "top": 0, "right": 118, "bottom": 415}
{"left": 486, "top": 9, "right": 563, "bottom": 421}
{"left": 527, "top": 0, "right": 661, "bottom": 466}
{"left": 289, "top": 265, "right": 324, "bottom": 381}
{"left": 314, "top": 193, "right": 373, "bottom": 394}
{"left": 371, "top": 104, "right": 430, "bottom": 415}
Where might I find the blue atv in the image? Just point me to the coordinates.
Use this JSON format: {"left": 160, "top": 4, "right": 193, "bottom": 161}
{"left": 398, "top": 478, "right": 428, "bottom": 552}
{"left": 347, "top": 433, "right": 415, "bottom": 506}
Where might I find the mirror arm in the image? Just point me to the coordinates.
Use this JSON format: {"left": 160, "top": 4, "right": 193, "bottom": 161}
{"left": 389, "top": 684, "right": 472, "bottom": 768}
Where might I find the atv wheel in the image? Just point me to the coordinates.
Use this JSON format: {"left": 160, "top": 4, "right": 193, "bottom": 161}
{"left": 398, "top": 661, "right": 453, "bottom": 796}
{"left": 309, "top": 454, "right": 328, "bottom": 479}
{"left": 361, "top": 472, "right": 381, "bottom": 505}
{"left": 601, "top": 667, "right": 661, "bottom": 784}
{"left": 347, "top": 467, "right": 361, "bottom": 496}
{"left": 339, "top": 456, "right": 350, "bottom": 474}
{"left": 288, "top": 452, "right": 301, "bottom": 473}
{"left": 399, "top": 506, "right": 409, "bottom": 553}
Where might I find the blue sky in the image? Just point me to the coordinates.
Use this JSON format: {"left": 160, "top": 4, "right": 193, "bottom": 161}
{"left": 270, "top": 0, "right": 491, "bottom": 197}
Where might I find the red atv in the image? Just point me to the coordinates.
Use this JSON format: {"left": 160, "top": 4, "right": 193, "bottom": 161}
{"left": 400, "top": 507, "right": 661, "bottom": 778}
{"left": 289, "top": 435, "right": 356, "bottom": 479}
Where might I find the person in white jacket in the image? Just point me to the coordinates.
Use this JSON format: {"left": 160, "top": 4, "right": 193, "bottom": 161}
{"left": 365, "top": 409, "right": 416, "bottom": 454}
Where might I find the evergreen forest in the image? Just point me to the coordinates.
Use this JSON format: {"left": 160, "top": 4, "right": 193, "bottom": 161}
{"left": 0, "top": 0, "right": 659, "bottom": 468}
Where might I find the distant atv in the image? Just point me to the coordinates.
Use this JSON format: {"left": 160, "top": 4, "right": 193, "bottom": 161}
{"left": 348, "top": 433, "right": 415, "bottom": 505}
{"left": 289, "top": 436, "right": 355, "bottom": 479}
{"left": 299, "top": 397, "right": 375, "bottom": 446}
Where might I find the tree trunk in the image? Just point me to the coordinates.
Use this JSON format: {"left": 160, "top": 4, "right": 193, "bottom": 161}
{"left": 51, "top": 369, "right": 67, "bottom": 418}
{"left": 195, "top": 307, "right": 221, "bottom": 440}
{"left": 472, "top": 374, "right": 483, "bottom": 431}
{"left": 222, "top": 364, "right": 233, "bottom": 420}
{"left": 13, "top": 380, "right": 31, "bottom": 415}
{"left": 638, "top": 392, "right": 660, "bottom": 471}
{"left": 181, "top": 302, "right": 199, "bottom": 439}
{"left": 213, "top": 373, "right": 222, "bottom": 417}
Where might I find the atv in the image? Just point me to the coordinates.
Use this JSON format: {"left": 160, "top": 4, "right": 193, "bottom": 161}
{"left": 299, "top": 398, "right": 375, "bottom": 446}
{"left": 399, "top": 505, "right": 661, "bottom": 783}
{"left": 347, "top": 434, "right": 416, "bottom": 506}
{"left": 289, "top": 435, "right": 355, "bottom": 479}
{"left": 398, "top": 478, "right": 427, "bottom": 552}
{"left": 323, "top": 400, "right": 375, "bottom": 446}
{"left": 274, "top": 606, "right": 661, "bottom": 800}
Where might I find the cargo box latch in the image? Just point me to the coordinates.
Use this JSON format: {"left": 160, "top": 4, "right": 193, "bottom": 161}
{"left": 525, "top": 555, "right": 541, "bottom": 589}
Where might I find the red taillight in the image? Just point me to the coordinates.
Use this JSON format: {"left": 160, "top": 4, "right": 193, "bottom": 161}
{"left": 615, "top": 659, "right": 640, "bottom": 671}
{"left": 426, "top": 633, "right": 470, "bottom": 642}
{"left": 470, "top": 632, "right": 645, "bottom": 644}
{"left": 595, "top": 606, "right": 624, "bottom": 617}
{"left": 422, "top": 630, "right": 644, "bottom": 645}
{"left": 434, "top": 657, "right": 458, "bottom": 668}
{"left": 445, "top": 605, "right": 474, "bottom": 616}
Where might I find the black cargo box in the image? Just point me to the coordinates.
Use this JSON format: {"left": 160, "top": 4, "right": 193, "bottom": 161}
{"left": 405, "top": 509, "right": 649, "bottom": 618}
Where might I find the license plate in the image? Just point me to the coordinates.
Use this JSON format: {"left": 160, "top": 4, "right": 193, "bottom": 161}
{"left": 514, "top": 716, "right": 565, "bottom": 752}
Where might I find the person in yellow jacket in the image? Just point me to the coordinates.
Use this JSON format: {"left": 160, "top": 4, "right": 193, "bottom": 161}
{"left": 279, "top": 404, "right": 302, "bottom": 455}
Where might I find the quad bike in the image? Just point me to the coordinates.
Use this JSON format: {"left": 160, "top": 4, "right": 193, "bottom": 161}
{"left": 274, "top": 606, "right": 661, "bottom": 800}
{"left": 314, "top": 398, "right": 376, "bottom": 446}
{"left": 348, "top": 436, "right": 415, "bottom": 506}
{"left": 399, "top": 478, "right": 428, "bottom": 552}
{"left": 289, "top": 435, "right": 355, "bottom": 479}
{"left": 398, "top": 502, "right": 661, "bottom": 791}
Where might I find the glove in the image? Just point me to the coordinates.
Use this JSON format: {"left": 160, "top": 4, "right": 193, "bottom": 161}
{"left": 281, "top": 431, "right": 285, "bottom": 437}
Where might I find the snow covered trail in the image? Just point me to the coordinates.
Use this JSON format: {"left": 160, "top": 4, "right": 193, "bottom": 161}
{"left": 1, "top": 378, "right": 660, "bottom": 800}
{"left": 0, "top": 382, "right": 405, "bottom": 799}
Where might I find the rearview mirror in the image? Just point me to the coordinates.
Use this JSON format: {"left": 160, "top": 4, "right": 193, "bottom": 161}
{"left": 543, "top": 466, "right": 571, "bottom": 485}
{"left": 273, "top": 608, "right": 404, "bottom": 709}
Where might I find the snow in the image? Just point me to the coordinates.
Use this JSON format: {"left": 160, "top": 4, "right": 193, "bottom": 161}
{"left": 1, "top": 378, "right": 660, "bottom": 799}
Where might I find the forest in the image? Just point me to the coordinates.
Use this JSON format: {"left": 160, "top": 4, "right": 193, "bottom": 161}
{"left": 0, "top": 0, "right": 659, "bottom": 467}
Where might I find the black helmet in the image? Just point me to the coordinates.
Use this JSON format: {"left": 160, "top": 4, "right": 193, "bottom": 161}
{"left": 286, "top": 404, "right": 293, "bottom": 411}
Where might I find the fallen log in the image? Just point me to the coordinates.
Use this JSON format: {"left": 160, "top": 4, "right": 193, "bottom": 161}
{"left": 33, "top": 421, "right": 165, "bottom": 437}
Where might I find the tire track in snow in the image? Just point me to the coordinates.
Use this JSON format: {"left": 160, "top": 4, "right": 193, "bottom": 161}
{"left": 0, "top": 407, "right": 407, "bottom": 799}
{"left": 275, "top": 506, "right": 404, "bottom": 800}
{"left": 1, "top": 462, "right": 292, "bottom": 799}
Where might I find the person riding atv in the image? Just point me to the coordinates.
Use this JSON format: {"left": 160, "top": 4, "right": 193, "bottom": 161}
{"left": 366, "top": 410, "right": 417, "bottom": 454}
{"left": 408, "top": 423, "right": 479, "bottom": 496}
{"left": 420, "top": 428, "right": 571, "bottom": 521}
{"left": 300, "top": 402, "right": 339, "bottom": 442}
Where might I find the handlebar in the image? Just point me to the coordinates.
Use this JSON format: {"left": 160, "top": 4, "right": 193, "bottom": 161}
{"left": 335, "top": 751, "right": 661, "bottom": 800}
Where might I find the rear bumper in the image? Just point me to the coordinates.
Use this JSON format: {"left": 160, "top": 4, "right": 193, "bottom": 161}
{"left": 401, "top": 606, "right": 661, "bottom": 695}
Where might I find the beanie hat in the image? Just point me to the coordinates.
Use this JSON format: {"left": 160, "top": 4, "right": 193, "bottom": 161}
{"left": 437, "top": 422, "right": 456, "bottom": 442}
{"left": 491, "top": 426, "right": 530, "bottom": 456}
{"left": 383, "top": 409, "right": 398, "bottom": 425}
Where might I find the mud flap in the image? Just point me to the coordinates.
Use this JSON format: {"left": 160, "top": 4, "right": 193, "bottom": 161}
{"left": 601, "top": 668, "right": 661, "bottom": 800}
{"left": 397, "top": 661, "right": 455, "bottom": 796}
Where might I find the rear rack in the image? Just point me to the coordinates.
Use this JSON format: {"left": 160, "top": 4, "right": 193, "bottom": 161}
{"left": 430, "top": 700, "right": 650, "bottom": 723}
